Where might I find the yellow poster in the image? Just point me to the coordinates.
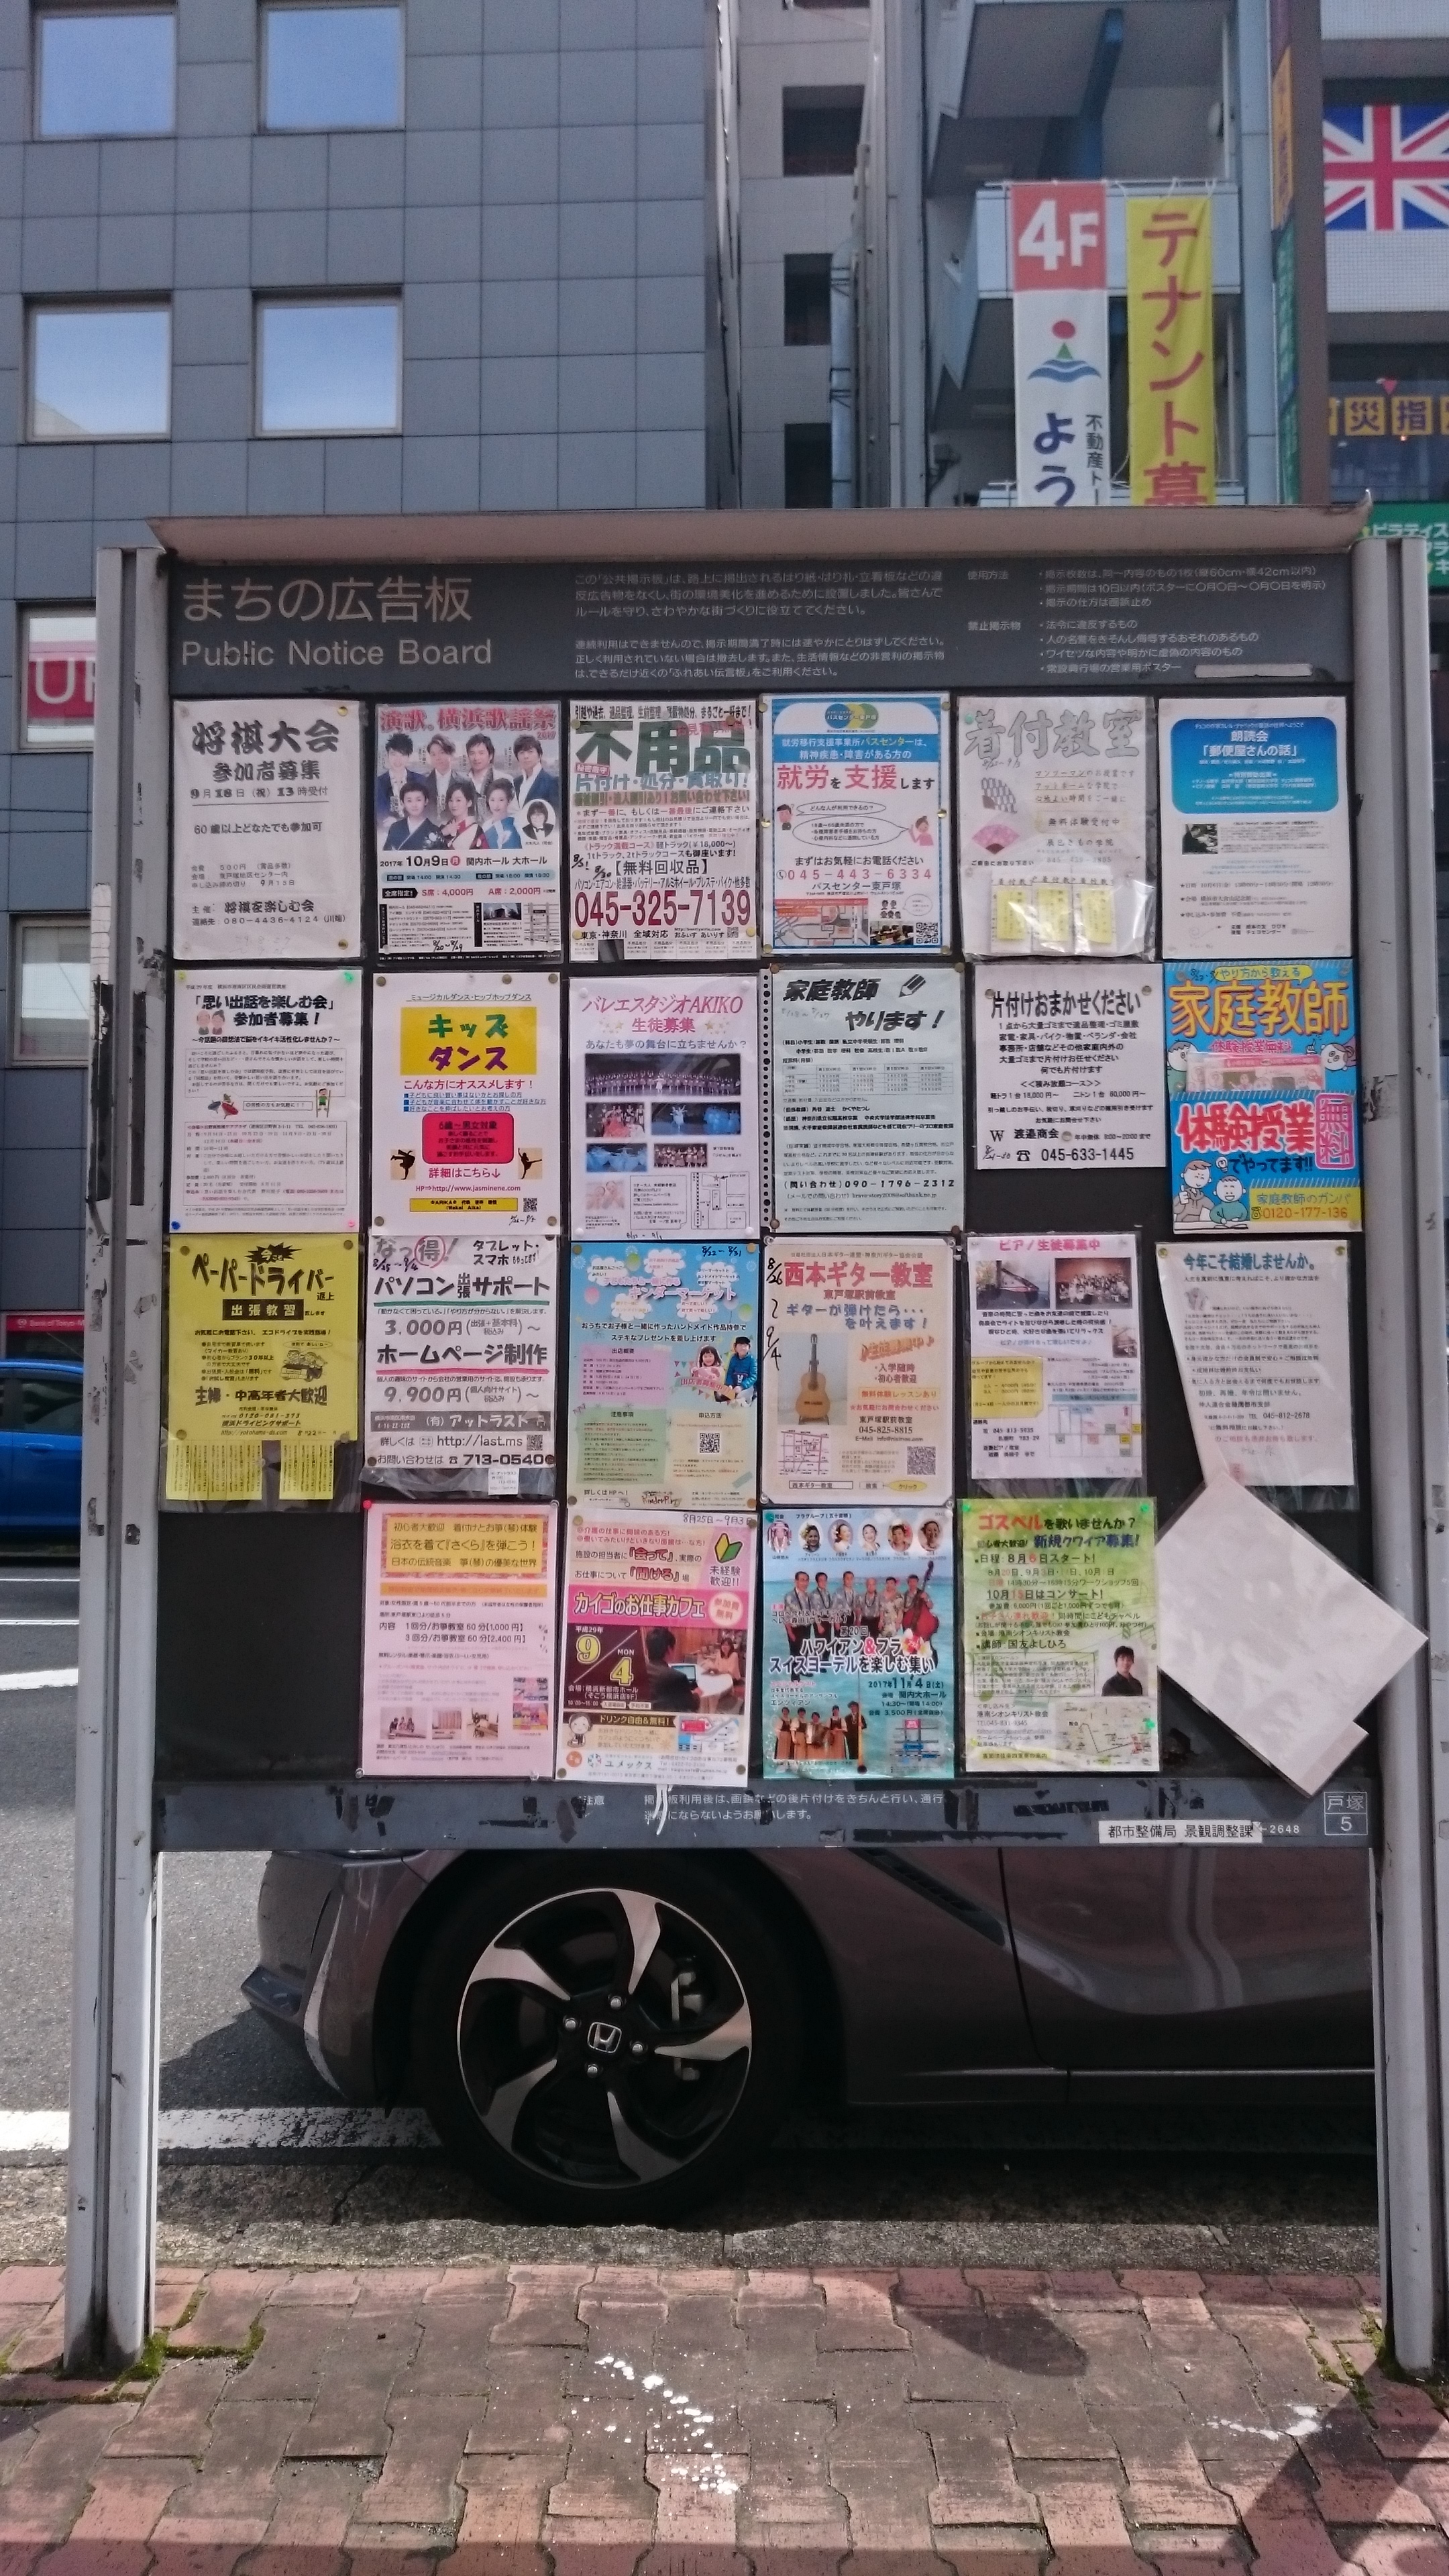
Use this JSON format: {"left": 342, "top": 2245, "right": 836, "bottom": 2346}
{"left": 1127, "top": 197, "right": 1216, "bottom": 508}
{"left": 166, "top": 1234, "right": 359, "bottom": 1501}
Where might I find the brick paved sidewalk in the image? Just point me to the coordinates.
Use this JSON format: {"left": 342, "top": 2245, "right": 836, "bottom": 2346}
{"left": 0, "top": 2260, "right": 1444, "bottom": 2575}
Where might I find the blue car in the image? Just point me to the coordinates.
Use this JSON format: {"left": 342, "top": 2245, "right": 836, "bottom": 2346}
{"left": 0, "top": 1360, "right": 82, "bottom": 1532}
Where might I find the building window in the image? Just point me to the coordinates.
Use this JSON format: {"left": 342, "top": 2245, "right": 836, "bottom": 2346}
{"left": 784, "top": 421, "right": 832, "bottom": 506}
{"left": 30, "top": 305, "right": 170, "bottom": 439}
{"left": 257, "top": 299, "right": 400, "bottom": 434}
{"left": 35, "top": 9, "right": 174, "bottom": 136}
{"left": 262, "top": 5, "right": 402, "bottom": 129}
{"left": 784, "top": 254, "right": 833, "bottom": 346}
{"left": 11, "top": 921, "right": 90, "bottom": 1065}
{"left": 782, "top": 87, "right": 863, "bottom": 177}
{"left": 21, "top": 608, "right": 96, "bottom": 749}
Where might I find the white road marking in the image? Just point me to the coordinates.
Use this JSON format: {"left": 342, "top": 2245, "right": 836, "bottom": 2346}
{"left": 0, "top": 1668, "right": 76, "bottom": 1690}
{"left": 0, "top": 2106, "right": 441, "bottom": 2154}
{"left": 0, "top": 1617, "right": 78, "bottom": 1626}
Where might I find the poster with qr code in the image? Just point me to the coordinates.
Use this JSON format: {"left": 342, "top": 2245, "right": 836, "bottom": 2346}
{"left": 566, "top": 1240, "right": 760, "bottom": 1509}
{"left": 761, "top": 1237, "right": 954, "bottom": 1504}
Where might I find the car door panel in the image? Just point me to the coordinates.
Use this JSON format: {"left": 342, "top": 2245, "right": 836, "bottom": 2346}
{"left": 13, "top": 1373, "right": 81, "bottom": 1529}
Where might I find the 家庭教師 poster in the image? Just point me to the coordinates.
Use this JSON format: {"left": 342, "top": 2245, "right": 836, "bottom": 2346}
{"left": 370, "top": 972, "right": 561, "bottom": 1234}
{"left": 1157, "top": 1239, "right": 1354, "bottom": 1497}
{"left": 761, "top": 1238, "right": 954, "bottom": 1503}
{"left": 566, "top": 1242, "right": 760, "bottom": 1509}
{"left": 1165, "top": 960, "right": 1360, "bottom": 1233}
{"left": 974, "top": 963, "right": 1165, "bottom": 1170}
{"left": 557, "top": 1509, "right": 755, "bottom": 1782}
{"left": 164, "top": 1233, "right": 359, "bottom": 1502}
{"left": 764, "top": 694, "right": 948, "bottom": 951}
{"left": 767, "top": 963, "right": 965, "bottom": 1231}
{"left": 362, "top": 1502, "right": 557, "bottom": 1776}
{"left": 568, "top": 700, "right": 757, "bottom": 961}
{"left": 374, "top": 698, "right": 562, "bottom": 957}
{"left": 172, "top": 699, "right": 363, "bottom": 961}
{"left": 364, "top": 1234, "right": 558, "bottom": 1497}
{"left": 763, "top": 1505, "right": 955, "bottom": 1778}
{"left": 957, "top": 696, "right": 1151, "bottom": 959}
{"left": 969, "top": 1232, "right": 1142, "bottom": 1485}
{"left": 169, "top": 969, "right": 362, "bottom": 1233}
{"left": 1159, "top": 698, "right": 1351, "bottom": 958}
{"left": 569, "top": 974, "right": 761, "bottom": 1239}
{"left": 961, "top": 1497, "right": 1159, "bottom": 1772}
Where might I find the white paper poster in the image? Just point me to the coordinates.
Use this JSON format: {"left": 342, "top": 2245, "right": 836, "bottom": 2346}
{"left": 169, "top": 967, "right": 362, "bottom": 1232}
{"left": 1012, "top": 288, "right": 1110, "bottom": 509}
{"left": 1159, "top": 698, "right": 1352, "bottom": 958}
{"left": 557, "top": 1509, "right": 756, "bottom": 1782}
{"left": 370, "top": 972, "right": 561, "bottom": 1234}
{"left": 974, "top": 963, "right": 1165, "bottom": 1170}
{"left": 172, "top": 700, "right": 364, "bottom": 962}
{"left": 1157, "top": 1239, "right": 1354, "bottom": 1496}
{"left": 969, "top": 1232, "right": 1142, "bottom": 1484}
{"left": 764, "top": 694, "right": 948, "bottom": 952}
{"left": 957, "top": 696, "right": 1150, "bottom": 959}
{"left": 364, "top": 1234, "right": 557, "bottom": 1494}
{"left": 362, "top": 1503, "right": 557, "bottom": 1777}
{"left": 761, "top": 1238, "right": 954, "bottom": 1503}
{"left": 374, "top": 698, "right": 562, "bottom": 957}
{"left": 568, "top": 700, "right": 757, "bottom": 961}
{"left": 767, "top": 963, "right": 965, "bottom": 1232}
{"left": 570, "top": 974, "right": 761, "bottom": 1239}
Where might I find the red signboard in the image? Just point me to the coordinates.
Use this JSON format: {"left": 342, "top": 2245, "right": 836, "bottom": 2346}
{"left": 420, "top": 1112, "right": 515, "bottom": 1165}
{"left": 25, "top": 638, "right": 95, "bottom": 732}
{"left": 1008, "top": 181, "right": 1108, "bottom": 290}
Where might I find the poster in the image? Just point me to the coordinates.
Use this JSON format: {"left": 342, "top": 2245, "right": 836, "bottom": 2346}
{"left": 164, "top": 1232, "right": 359, "bottom": 1502}
{"left": 767, "top": 963, "right": 965, "bottom": 1231}
{"left": 974, "top": 963, "right": 1165, "bottom": 1170}
{"left": 557, "top": 1509, "right": 755, "bottom": 1782}
{"left": 761, "top": 1238, "right": 954, "bottom": 1504}
{"left": 763, "top": 694, "right": 948, "bottom": 951}
{"left": 370, "top": 972, "right": 561, "bottom": 1234}
{"left": 1165, "top": 960, "right": 1360, "bottom": 1233}
{"left": 568, "top": 700, "right": 757, "bottom": 961}
{"left": 566, "top": 1242, "right": 760, "bottom": 1509}
{"left": 1012, "top": 287, "right": 1110, "bottom": 509}
{"left": 362, "top": 1503, "right": 557, "bottom": 1776}
{"left": 169, "top": 969, "right": 362, "bottom": 1233}
{"left": 1126, "top": 195, "right": 1215, "bottom": 508}
{"left": 374, "top": 699, "right": 563, "bottom": 957}
{"left": 364, "top": 1234, "right": 557, "bottom": 1496}
{"left": 172, "top": 698, "right": 363, "bottom": 962}
{"left": 1157, "top": 1240, "right": 1354, "bottom": 1496}
{"left": 763, "top": 1506, "right": 955, "bottom": 1778}
{"left": 961, "top": 1497, "right": 1159, "bottom": 1772}
{"left": 969, "top": 1233, "right": 1142, "bottom": 1485}
{"left": 1159, "top": 698, "right": 1351, "bottom": 957}
{"left": 570, "top": 974, "right": 761, "bottom": 1239}
{"left": 957, "top": 697, "right": 1150, "bottom": 959}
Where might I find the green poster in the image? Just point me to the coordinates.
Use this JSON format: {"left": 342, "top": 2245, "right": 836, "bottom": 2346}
{"left": 960, "top": 1497, "right": 1159, "bottom": 1774}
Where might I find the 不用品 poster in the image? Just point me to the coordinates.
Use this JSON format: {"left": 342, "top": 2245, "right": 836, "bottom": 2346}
{"left": 1156, "top": 1238, "right": 1354, "bottom": 1497}
{"left": 172, "top": 699, "right": 363, "bottom": 961}
{"left": 961, "top": 1497, "right": 1159, "bottom": 1772}
{"left": 969, "top": 1233, "right": 1143, "bottom": 1486}
{"left": 1159, "top": 698, "right": 1351, "bottom": 958}
{"left": 557, "top": 1509, "right": 755, "bottom": 1782}
{"left": 761, "top": 1238, "right": 954, "bottom": 1503}
{"left": 370, "top": 973, "right": 561, "bottom": 1234}
{"left": 364, "top": 1234, "right": 558, "bottom": 1496}
{"left": 766, "top": 963, "right": 965, "bottom": 1232}
{"left": 362, "top": 1503, "right": 557, "bottom": 1776}
{"left": 569, "top": 700, "right": 757, "bottom": 961}
{"left": 566, "top": 1242, "right": 760, "bottom": 1509}
{"left": 763, "top": 1505, "right": 955, "bottom": 1778}
{"left": 974, "top": 963, "right": 1165, "bottom": 1170}
{"left": 169, "top": 969, "right": 362, "bottom": 1233}
{"left": 957, "top": 696, "right": 1151, "bottom": 959}
{"left": 1166, "top": 961, "right": 1360, "bottom": 1233}
{"left": 569, "top": 974, "right": 761, "bottom": 1239}
{"left": 764, "top": 694, "right": 948, "bottom": 952}
{"left": 165, "top": 1233, "right": 359, "bottom": 1502}
{"left": 374, "top": 700, "right": 562, "bottom": 957}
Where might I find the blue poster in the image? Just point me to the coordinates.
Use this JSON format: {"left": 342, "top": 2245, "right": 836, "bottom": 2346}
{"left": 566, "top": 1241, "right": 760, "bottom": 1509}
{"left": 1165, "top": 960, "right": 1360, "bottom": 1235}
{"left": 763, "top": 1505, "right": 955, "bottom": 1778}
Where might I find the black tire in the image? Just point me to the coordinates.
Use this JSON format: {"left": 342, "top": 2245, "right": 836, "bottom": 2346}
{"left": 411, "top": 1855, "right": 801, "bottom": 2223}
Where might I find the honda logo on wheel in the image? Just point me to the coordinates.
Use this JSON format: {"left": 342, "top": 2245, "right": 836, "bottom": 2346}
{"left": 588, "top": 2021, "right": 623, "bottom": 2056}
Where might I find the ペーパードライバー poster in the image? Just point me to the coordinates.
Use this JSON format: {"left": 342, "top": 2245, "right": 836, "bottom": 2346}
{"left": 764, "top": 694, "right": 948, "bottom": 952}
{"left": 364, "top": 1234, "right": 558, "bottom": 1496}
{"left": 164, "top": 1232, "right": 359, "bottom": 1502}
{"left": 362, "top": 1503, "right": 557, "bottom": 1775}
{"left": 974, "top": 963, "right": 1165, "bottom": 1170}
{"left": 568, "top": 700, "right": 757, "bottom": 961}
{"left": 169, "top": 969, "right": 362, "bottom": 1233}
{"left": 569, "top": 974, "right": 761, "bottom": 1238}
{"left": 1165, "top": 960, "right": 1360, "bottom": 1233}
{"left": 1159, "top": 698, "right": 1351, "bottom": 958}
{"left": 761, "top": 1238, "right": 954, "bottom": 1503}
{"left": 557, "top": 1509, "right": 755, "bottom": 1782}
{"left": 172, "top": 698, "right": 363, "bottom": 961}
{"left": 374, "top": 699, "right": 562, "bottom": 957}
{"left": 566, "top": 1242, "right": 760, "bottom": 1509}
{"left": 969, "top": 1232, "right": 1143, "bottom": 1485}
{"left": 961, "top": 1497, "right": 1159, "bottom": 1772}
{"left": 957, "top": 696, "right": 1150, "bottom": 959}
{"left": 370, "top": 972, "right": 561, "bottom": 1234}
{"left": 763, "top": 1505, "right": 955, "bottom": 1778}
{"left": 766, "top": 963, "right": 965, "bottom": 1231}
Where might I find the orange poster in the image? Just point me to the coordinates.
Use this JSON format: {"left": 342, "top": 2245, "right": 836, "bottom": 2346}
{"left": 1127, "top": 197, "right": 1216, "bottom": 507}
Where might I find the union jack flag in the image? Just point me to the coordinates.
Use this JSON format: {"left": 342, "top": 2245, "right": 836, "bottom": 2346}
{"left": 1324, "top": 103, "right": 1449, "bottom": 231}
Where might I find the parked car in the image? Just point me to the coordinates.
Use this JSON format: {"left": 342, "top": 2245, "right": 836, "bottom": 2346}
{"left": 245, "top": 1841, "right": 1374, "bottom": 2221}
{"left": 0, "top": 1359, "right": 82, "bottom": 1534}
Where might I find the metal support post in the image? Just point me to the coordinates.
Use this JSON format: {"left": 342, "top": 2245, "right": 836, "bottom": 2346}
{"left": 65, "top": 548, "right": 169, "bottom": 2373}
{"left": 1234, "top": 0, "right": 1279, "bottom": 503}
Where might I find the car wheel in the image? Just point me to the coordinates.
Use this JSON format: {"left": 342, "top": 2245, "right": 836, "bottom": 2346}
{"left": 411, "top": 1857, "right": 801, "bottom": 2222}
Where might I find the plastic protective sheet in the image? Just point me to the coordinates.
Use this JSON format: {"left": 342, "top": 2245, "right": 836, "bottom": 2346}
{"left": 162, "top": 1232, "right": 361, "bottom": 1511}
{"left": 568, "top": 973, "right": 762, "bottom": 1240}
{"left": 763, "top": 692, "right": 949, "bottom": 952}
{"left": 172, "top": 698, "right": 364, "bottom": 962}
{"left": 568, "top": 700, "right": 758, "bottom": 962}
{"left": 763, "top": 1505, "right": 955, "bottom": 1778}
{"left": 960, "top": 1497, "right": 1160, "bottom": 1774}
{"left": 361, "top": 1501, "right": 557, "bottom": 1775}
{"left": 968, "top": 1230, "right": 1144, "bottom": 1494}
{"left": 957, "top": 694, "right": 1153, "bottom": 960}
{"left": 761, "top": 1237, "right": 955, "bottom": 1505}
{"left": 1155, "top": 1238, "right": 1355, "bottom": 1507}
{"left": 169, "top": 968, "right": 363, "bottom": 1234}
{"left": 1158, "top": 696, "right": 1351, "bottom": 959}
{"left": 370, "top": 971, "right": 562, "bottom": 1234}
{"left": 557, "top": 1507, "right": 757, "bottom": 1782}
{"left": 374, "top": 698, "right": 563, "bottom": 958}
{"left": 362, "top": 1233, "right": 558, "bottom": 1500}
{"left": 566, "top": 1242, "right": 760, "bottom": 1510}
{"left": 765, "top": 961, "right": 965, "bottom": 1232}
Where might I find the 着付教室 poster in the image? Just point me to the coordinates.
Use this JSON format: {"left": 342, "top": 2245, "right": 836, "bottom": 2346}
{"left": 763, "top": 1505, "right": 955, "bottom": 1778}
{"left": 764, "top": 694, "right": 948, "bottom": 951}
{"left": 169, "top": 969, "right": 362, "bottom": 1233}
{"left": 370, "top": 972, "right": 561, "bottom": 1234}
{"left": 570, "top": 974, "right": 761, "bottom": 1239}
{"left": 766, "top": 963, "right": 965, "bottom": 1232}
{"left": 568, "top": 700, "right": 757, "bottom": 961}
{"left": 362, "top": 1503, "right": 557, "bottom": 1776}
{"left": 957, "top": 696, "right": 1151, "bottom": 959}
{"left": 1165, "top": 960, "right": 1360, "bottom": 1233}
{"left": 1156, "top": 1238, "right": 1354, "bottom": 1497}
{"left": 556, "top": 1509, "right": 755, "bottom": 1782}
{"left": 172, "top": 699, "right": 363, "bottom": 961}
{"left": 364, "top": 1234, "right": 558, "bottom": 1496}
{"left": 1159, "top": 698, "right": 1351, "bottom": 957}
{"left": 566, "top": 1242, "right": 760, "bottom": 1509}
{"left": 973, "top": 963, "right": 1165, "bottom": 1170}
{"left": 374, "top": 699, "right": 562, "bottom": 957}
{"left": 761, "top": 1238, "right": 954, "bottom": 1503}
{"left": 961, "top": 1497, "right": 1159, "bottom": 1772}
{"left": 969, "top": 1233, "right": 1143, "bottom": 1485}
{"left": 164, "top": 1233, "right": 359, "bottom": 1502}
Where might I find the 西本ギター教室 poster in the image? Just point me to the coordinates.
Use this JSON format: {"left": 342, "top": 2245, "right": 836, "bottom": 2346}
{"left": 566, "top": 1241, "right": 760, "bottom": 1509}
{"left": 1159, "top": 698, "right": 1351, "bottom": 957}
{"left": 766, "top": 963, "right": 965, "bottom": 1232}
{"left": 1165, "top": 960, "right": 1360, "bottom": 1233}
{"left": 957, "top": 695, "right": 1151, "bottom": 959}
{"left": 362, "top": 1503, "right": 557, "bottom": 1775}
{"left": 961, "top": 1497, "right": 1159, "bottom": 1772}
{"left": 974, "top": 963, "right": 1165, "bottom": 1170}
{"left": 764, "top": 694, "right": 948, "bottom": 951}
{"left": 169, "top": 969, "right": 362, "bottom": 1233}
{"left": 763, "top": 1505, "right": 955, "bottom": 1778}
{"left": 557, "top": 1509, "right": 755, "bottom": 1782}
{"left": 969, "top": 1232, "right": 1143, "bottom": 1485}
{"left": 761, "top": 1238, "right": 953, "bottom": 1503}
{"left": 370, "top": 972, "right": 561, "bottom": 1234}
{"left": 374, "top": 699, "right": 562, "bottom": 957}
{"left": 569, "top": 700, "right": 757, "bottom": 961}
{"left": 172, "top": 698, "right": 363, "bottom": 961}
{"left": 164, "top": 1233, "right": 359, "bottom": 1501}
{"left": 569, "top": 974, "right": 761, "bottom": 1238}
{"left": 364, "top": 1234, "right": 558, "bottom": 1495}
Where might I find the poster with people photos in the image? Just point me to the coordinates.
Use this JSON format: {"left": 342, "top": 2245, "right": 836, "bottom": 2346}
{"left": 374, "top": 700, "right": 562, "bottom": 957}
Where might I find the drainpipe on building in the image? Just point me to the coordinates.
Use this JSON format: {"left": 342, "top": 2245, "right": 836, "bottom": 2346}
{"left": 830, "top": 244, "right": 855, "bottom": 508}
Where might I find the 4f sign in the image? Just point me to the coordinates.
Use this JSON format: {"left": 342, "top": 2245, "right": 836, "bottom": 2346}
{"left": 1010, "top": 182, "right": 1108, "bottom": 290}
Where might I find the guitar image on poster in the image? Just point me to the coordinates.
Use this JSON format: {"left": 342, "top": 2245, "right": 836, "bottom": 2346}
{"left": 795, "top": 1333, "right": 832, "bottom": 1423}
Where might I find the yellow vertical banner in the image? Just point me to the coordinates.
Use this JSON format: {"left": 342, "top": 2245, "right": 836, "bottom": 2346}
{"left": 1126, "top": 197, "right": 1216, "bottom": 507}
